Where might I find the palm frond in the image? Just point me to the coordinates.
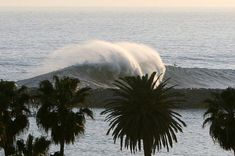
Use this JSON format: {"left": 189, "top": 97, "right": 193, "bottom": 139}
{"left": 101, "top": 72, "right": 186, "bottom": 155}
{"left": 203, "top": 88, "right": 235, "bottom": 152}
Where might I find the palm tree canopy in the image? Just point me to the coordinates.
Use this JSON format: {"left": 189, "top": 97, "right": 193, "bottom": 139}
{"left": 101, "top": 72, "right": 186, "bottom": 154}
{"left": 16, "top": 134, "right": 50, "bottom": 156}
{"left": 203, "top": 88, "right": 235, "bottom": 151}
{"left": 36, "top": 76, "right": 93, "bottom": 145}
{"left": 0, "top": 80, "right": 30, "bottom": 152}
{"left": 37, "top": 76, "right": 91, "bottom": 108}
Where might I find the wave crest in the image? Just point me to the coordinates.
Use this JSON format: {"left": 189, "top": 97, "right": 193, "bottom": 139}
{"left": 37, "top": 40, "right": 165, "bottom": 84}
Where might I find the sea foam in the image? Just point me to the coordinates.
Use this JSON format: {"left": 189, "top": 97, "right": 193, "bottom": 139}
{"left": 36, "top": 40, "right": 165, "bottom": 85}
{"left": 18, "top": 40, "right": 235, "bottom": 89}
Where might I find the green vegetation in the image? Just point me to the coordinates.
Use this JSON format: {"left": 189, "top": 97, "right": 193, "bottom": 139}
{"left": 101, "top": 72, "right": 186, "bottom": 156}
{"left": 0, "top": 80, "right": 30, "bottom": 156}
{"left": 15, "top": 134, "right": 51, "bottom": 156}
{"left": 203, "top": 88, "right": 235, "bottom": 156}
{"left": 36, "top": 76, "right": 93, "bottom": 156}
{"left": 0, "top": 76, "right": 93, "bottom": 156}
{"left": 0, "top": 73, "right": 234, "bottom": 156}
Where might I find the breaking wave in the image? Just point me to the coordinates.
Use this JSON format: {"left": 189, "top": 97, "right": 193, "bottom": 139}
{"left": 17, "top": 40, "right": 235, "bottom": 89}
{"left": 165, "top": 66, "right": 235, "bottom": 89}
{"left": 18, "top": 65, "right": 235, "bottom": 89}
{"left": 32, "top": 40, "right": 165, "bottom": 86}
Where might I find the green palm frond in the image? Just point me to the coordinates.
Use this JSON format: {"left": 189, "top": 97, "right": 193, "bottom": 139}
{"left": 33, "top": 136, "right": 50, "bottom": 155}
{"left": 203, "top": 88, "right": 235, "bottom": 152}
{"left": 16, "top": 134, "right": 51, "bottom": 156}
{"left": 80, "top": 108, "right": 94, "bottom": 119}
{"left": 36, "top": 76, "right": 93, "bottom": 155}
{"left": 0, "top": 80, "right": 30, "bottom": 155}
{"left": 101, "top": 72, "right": 186, "bottom": 155}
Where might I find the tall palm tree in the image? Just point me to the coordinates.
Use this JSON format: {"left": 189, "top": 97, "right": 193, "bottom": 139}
{"left": 0, "top": 80, "right": 30, "bottom": 156}
{"left": 101, "top": 72, "right": 186, "bottom": 156}
{"left": 203, "top": 88, "right": 235, "bottom": 156}
{"left": 15, "top": 134, "right": 51, "bottom": 156}
{"left": 36, "top": 76, "right": 93, "bottom": 156}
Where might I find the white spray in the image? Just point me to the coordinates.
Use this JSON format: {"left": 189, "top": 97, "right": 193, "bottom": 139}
{"left": 37, "top": 40, "right": 166, "bottom": 86}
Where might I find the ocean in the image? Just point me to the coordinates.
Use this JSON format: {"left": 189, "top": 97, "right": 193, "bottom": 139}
{"left": 1, "top": 8, "right": 235, "bottom": 156}
{"left": 0, "top": 109, "right": 233, "bottom": 156}
{"left": 0, "top": 8, "right": 235, "bottom": 86}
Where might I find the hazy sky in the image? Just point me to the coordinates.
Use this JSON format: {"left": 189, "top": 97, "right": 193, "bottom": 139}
{"left": 0, "top": 0, "right": 235, "bottom": 7}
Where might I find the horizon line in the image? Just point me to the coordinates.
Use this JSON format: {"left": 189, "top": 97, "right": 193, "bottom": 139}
{"left": 0, "top": 6, "right": 235, "bottom": 8}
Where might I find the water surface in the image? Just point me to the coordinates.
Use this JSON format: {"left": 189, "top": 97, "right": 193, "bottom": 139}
{"left": 0, "top": 109, "right": 232, "bottom": 156}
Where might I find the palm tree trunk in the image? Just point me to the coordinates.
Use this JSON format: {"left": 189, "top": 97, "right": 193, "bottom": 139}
{"left": 4, "top": 148, "right": 8, "bottom": 156}
{"left": 143, "top": 140, "right": 152, "bottom": 156}
{"left": 4, "top": 147, "right": 13, "bottom": 156}
{"left": 3, "top": 138, "right": 15, "bottom": 156}
{"left": 60, "top": 140, "right": 65, "bottom": 156}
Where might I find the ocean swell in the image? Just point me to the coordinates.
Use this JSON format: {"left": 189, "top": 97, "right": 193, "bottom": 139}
{"left": 37, "top": 40, "right": 165, "bottom": 82}
{"left": 18, "top": 65, "right": 235, "bottom": 89}
{"left": 17, "top": 40, "right": 235, "bottom": 89}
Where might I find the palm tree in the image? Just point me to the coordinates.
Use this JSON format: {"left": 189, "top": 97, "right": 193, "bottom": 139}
{"left": 36, "top": 76, "right": 93, "bottom": 156}
{"left": 101, "top": 72, "right": 186, "bottom": 156}
{"left": 0, "top": 80, "right": 30, "bottom": 156}
{"left": 15, "top": 134, "right": 50, "bottom": 156}
{"left": 203, "top": 88, "right": 235, "bottom": 156}
{"left": 0, "top": 122, "right": 5, "bottom": 142}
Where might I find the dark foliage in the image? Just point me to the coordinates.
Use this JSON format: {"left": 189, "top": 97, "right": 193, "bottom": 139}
{"left": 16, "top": 134, "right": 50, "bottom": 156}
{"left": 0, "top": 80, "right": 30, "bottom": 155}
{"left": 203, "top": 88, "right": 235, "bottom": 155}
{"left": 36, "top": 76, "right": 93, "bottom": 156}
{"left": 102, "top": 72, "right": 186, "bottom": 156}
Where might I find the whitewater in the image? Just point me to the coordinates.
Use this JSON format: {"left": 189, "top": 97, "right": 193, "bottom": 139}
{"left": 1, "top": 8, "right": 235, "bottom": 156}
{"left": 18, "top": 40, "right": 235, "bottom": 89}
{"left": 18, "top": 40, "right": 165, "bottom": 86}
{"left": 1, "top": 8, "right": 235, "bottom": 88}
